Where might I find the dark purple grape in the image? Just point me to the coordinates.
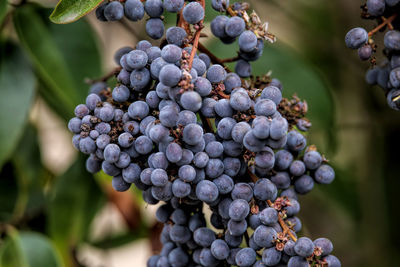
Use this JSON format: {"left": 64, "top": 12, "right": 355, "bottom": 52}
{"left": 166, "top": 26, "right": 187, "bottom": 47}
{"left": 182, "top": 2, "right": 204, "bottom": 24}
{"left": 125, "top": 0, "right": 145, "bottom": 21}
{"left": 163, "top": 0, "right": 184, "bottom": 12}
{"left": 144, "top": 0, "right": 163, "bottom": 17}
{"left": 345, "top": 27, "right": 368, "bottom": 49}
{"left": 366, "top": 0, "right": 385, "bottom": 16}
{"left": 235, "top": 248, "right": 256, "bottom": 267}
{"left": 104, "top": 1, "right": 124, "bottom": 21}
{"left": 211, "top": 15, "right": 229, "bottom": 38}
{"left": 294, "top": 237, "right": 315, "bottom": 257}
{"left": 225, "top": 16, "right": 245, "bottom": 38}
{"left": 146, "top": 18, "right": 165, "bottom": 39}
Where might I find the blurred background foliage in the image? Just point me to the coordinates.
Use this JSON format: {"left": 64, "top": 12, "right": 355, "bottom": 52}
{"left": 0, "top": 0, "right": 399, "bottom": 266}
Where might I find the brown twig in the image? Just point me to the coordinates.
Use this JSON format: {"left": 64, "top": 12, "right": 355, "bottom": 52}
{"left": 187, "top": 0, "right": 206, "bottom": 70}
{"left": 247, "top": 170, "right": 298, "bottom": 242}
{"left": 217, "top": 90, "right": 231, "bottom": 99}
{"left": 198, "top": 42, "right": 232, "bottom": 73}
{"left": 220, "top": 56, "right": 240, "bottom": 63}
{"left": 188, "top": 24, "right": 204, "bottom": 69}
{"left": 178, "top": 4, "right": 191, "bottom": 34}
{"left": 226, "top": 5, "right": 237, "bottom": 17}
{"left": 368, "top": 14, "right": 398, "bottom": 37}
{"left": 85, "top": 66, "right": 122, "bottom": 84}
{"left": 267, "top": 200, "right": 298, "bottom": 242}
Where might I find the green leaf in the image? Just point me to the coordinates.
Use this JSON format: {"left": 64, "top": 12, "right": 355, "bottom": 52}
{"left": 0, "top": 42, "right": 35, "bottom": 169}
{"left": 48, "top": 155, "right": 106, "bottom": 264}
{"left": 47, "top": 12, "right": 102, "bottom": 101}
{"left": 317, "top": 165, "right": 361, "bottom": 221}
{"left": 38, "top": 80, "right": 72, "bottom": 121}
{"left": 0, "top": 229, "right": 62, "bottom": 267}
{"left": 50, "top": 0, "right": 104, "bottom": 24}
{"left": 89, "top": 223, "right": 148, "bottom": 249}
{"left": 12, "top": 125, "right": 50, "bottom": 221}
{"left": 0, "top": 0, "right": 8, "bottom": 26}
{"left": 13, "top": 4, "right": 80, "bottom": 116}
{"left": 0, "top": 162, "right": 19, "bottom": 222}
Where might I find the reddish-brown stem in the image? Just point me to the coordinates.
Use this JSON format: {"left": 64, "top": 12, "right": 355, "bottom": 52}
{"left": 368, "top": 13, "right": 398, "bottom": 37}
{"left": 226, "top": 5, "right": 236, "bottom": 17}
{"left": 247, "top": 169, "right": 259, "bottom": 183}
{"left": 248, "top": 169, "right": 298, "bottom": 242}
{"left": 220, "top": 56, "right": 240, "bottom": 63}
{"left": 217, "top": 90, "right": 230, "bottom": 99}
{"left": 381, "top": 16, "right": 395, "bottom": 30}
{"left": 178, "top": 4, "right": 191, "bottom": 34}
{"left": 86, "top": 66, "right": 122, "bottom": 84}
{"left": 198, "top": 43, "right": 232, "bottom": 73}
{"left": 267, "top": 200, "right": 298, "bottom": 242}
{"left": 199, "top": 114, "right": 214, "bottom": 133}
{"left": 188, "top": 24, "right": 204, "bottom": 69}
{"left": 187, "top": 0, "right": 206, "bottom": 70}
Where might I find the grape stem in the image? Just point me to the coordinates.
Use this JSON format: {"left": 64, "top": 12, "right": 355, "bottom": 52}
{"left": 197, "top": 42, "right": 232, "bottom": 72}
{"left": 85, "top": 66, "right": 122, "bottom": 84}
{"left": 247, "top": 169, "right": 298, "bottom": 242}
{"left": 178, "top": 3, "right": 191, "bottom": 34}
{"left": 267, "top": 199, "right": 298, "bottom": 242}
{"left": 220, "top": 56, "right": 240, "bottom": 63}
{"left": 188, "top": 0, "right": 206, "bottom": 70}
{"left": 226, "top": 5, "right": 237, "bottom": 17}
{"left": 368, "top": 13, "right": 398, "bottom": 37}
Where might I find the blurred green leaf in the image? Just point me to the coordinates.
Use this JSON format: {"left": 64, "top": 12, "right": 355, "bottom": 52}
{"left": 50, "top": 0, "right": 104, "bottom": 24}
{"left": 47, "top": 13, "right": 102, "bottom": 102}
{"left": 38, "top": 80, "right": 72, "bottom": 121}
{"left": 90, "top": 223, "right": 148, "bottom": 249}
{"left": 318, "top": 166, "right": 362, "bottom": 221}
{"left": 14, "top": 5, "right": 102, "bottom": 121}
{"left": 13, "top": 4, "right": 79, "bottom": 116}
{"left": 48, "top": 155, "right": 106, "bottom": 264}
{"left": 0, "top": 229, "right": 62, "bottom": 267}
{"left": 0, "top": 227, "right": 26, "bottom": 267}
{"left": 0, "top": 0, "right": 7, "bottom": 26}
{"left": 12, "top": 125, "right": 50, "bottom": 221}
{"left": 0, "top": 163, "right": 18, "bottom": 222}
{"left": 0, "top": 42, "right": 35, "bottom": 169}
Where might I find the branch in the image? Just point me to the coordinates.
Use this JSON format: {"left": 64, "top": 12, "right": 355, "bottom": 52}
{"left": 188, "top": 0, "right": 206, "bottom": 70}
{"left": 85, "top": 66, "right": 122, "bottom": 84}
{"left": 178, "top": 4, "right": 191, "bottom": 35}
{"left": 220, "top": 56, "right": 240, "bottom": 63}
{"left": 198, "top": 42, "right": 231, "bottom": 72}
{"left": 368, "top": 14, "right": 398, "bottom": 37}
{"left": 226, "top": 5, "right": 237, "bottom": 17}
{"left": 267, "top": 200, "right": 297, "bottom": 242}
{"left": 248, "top": 170, "right": 298, "bottom": 242}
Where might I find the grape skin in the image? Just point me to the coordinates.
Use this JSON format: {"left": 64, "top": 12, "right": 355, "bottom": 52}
{"left": 146, "top": 18, "right": 165, "bottom": 39}
{"left": 124, "top": 0, "right": 145, "bottom": 21}
{"left": 182, "top": 2, "right": 205, "bottom": 24}
{"left": 104, "top": 2, "right": 124, "bottom": 21}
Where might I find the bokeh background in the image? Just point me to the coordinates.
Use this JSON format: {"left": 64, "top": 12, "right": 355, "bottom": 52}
{"left": 0, "top": 0, "right": 399, "bottom": 266}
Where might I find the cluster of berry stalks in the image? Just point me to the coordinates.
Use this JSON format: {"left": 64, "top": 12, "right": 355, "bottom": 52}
{"left": 68, "top": 1, "right": 341, "bottom": 266}
{"left": 345, "top": 0, "right": 400, "bottom": 110}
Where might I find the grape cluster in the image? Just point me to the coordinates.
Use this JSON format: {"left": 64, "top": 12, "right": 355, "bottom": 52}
{"left": 345, "top": 0, "right": 400, "bottom": 110}
{"left": 68, "top": 1, "right": 341, "bottom": 266}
